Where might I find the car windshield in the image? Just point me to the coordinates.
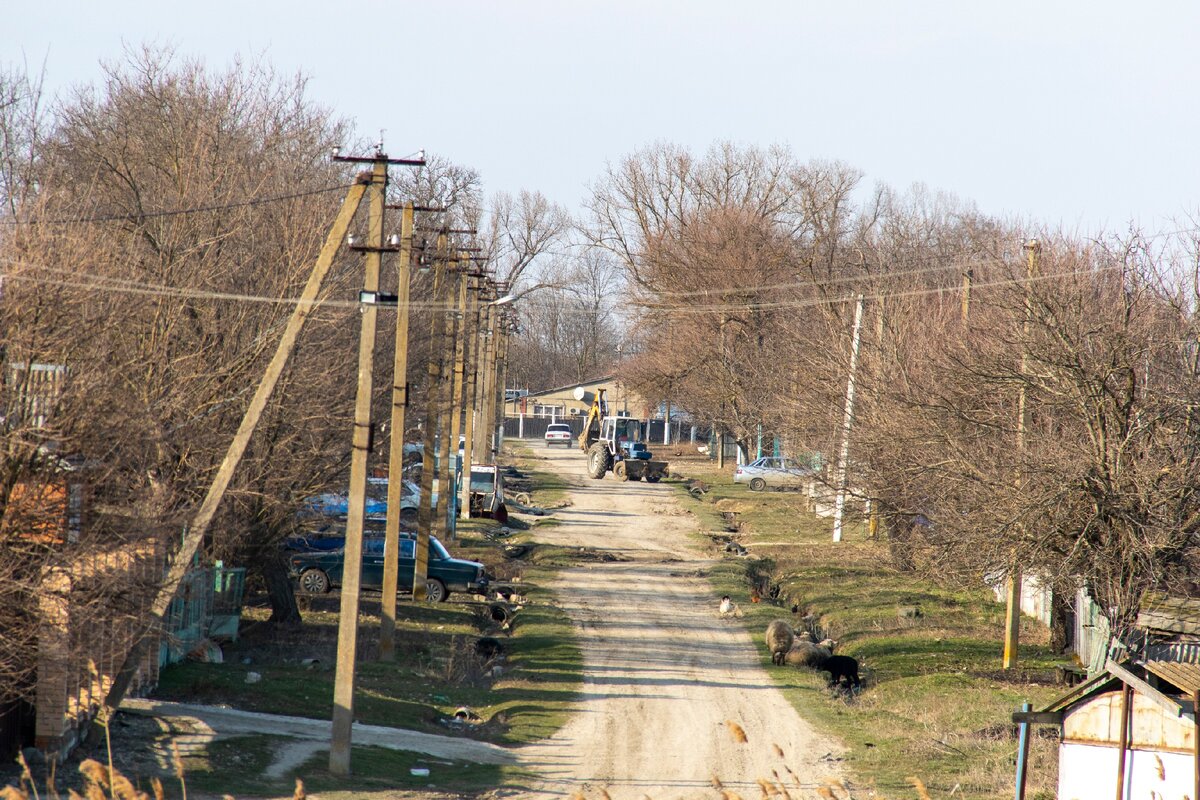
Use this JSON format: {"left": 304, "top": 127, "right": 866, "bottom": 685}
{"left": 548, "top": 424, "right": 570, "bottom": 432}
{"left": 470, "top": 470, "right": 496, "bottom": 493}
{"left": 430, "top": 537, "right": 450, "bottom": 560}
{"left": 615, "top": 418, "right": 641, "bottom": 442}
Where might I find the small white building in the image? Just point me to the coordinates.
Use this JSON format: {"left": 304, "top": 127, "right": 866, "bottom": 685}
{"left": 1031, "top": 595, "right": 1200, "bottom": 800}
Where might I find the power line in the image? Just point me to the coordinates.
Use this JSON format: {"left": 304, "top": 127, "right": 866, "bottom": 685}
{"left": 0, "top": 183, "right": 354, "bottom": 226}
{"left": 0, "top": 250, "right": 1178, "bottom": 321}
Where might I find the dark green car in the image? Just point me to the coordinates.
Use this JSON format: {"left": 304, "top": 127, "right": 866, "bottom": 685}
{"left": 287, "top": 534, "right": 488, "bottom": 602}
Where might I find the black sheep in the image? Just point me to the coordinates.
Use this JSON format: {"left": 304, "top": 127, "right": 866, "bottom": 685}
{"left": 820, "top": 655, "right": 861, "bottom": 688}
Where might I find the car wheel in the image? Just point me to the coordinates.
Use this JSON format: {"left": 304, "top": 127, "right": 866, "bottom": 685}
{"left": 749, "top": 477, "right": 766, "bottom": 492}
{"left": 299, "top": 568, "right": 330, "bottom": 594}
{"left": 425, "top": 578, "right": 448, "bottom": 603}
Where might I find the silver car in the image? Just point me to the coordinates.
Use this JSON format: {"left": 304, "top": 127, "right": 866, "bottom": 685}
{"left": 733, "top": 457, "right": 813, "bottom": 491}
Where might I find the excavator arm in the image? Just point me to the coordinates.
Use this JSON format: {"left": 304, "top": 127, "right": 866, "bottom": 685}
{"left": 577, "top": 388, "right": 607, "bottom": 452}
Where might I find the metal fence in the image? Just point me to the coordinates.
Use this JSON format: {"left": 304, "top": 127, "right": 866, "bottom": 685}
{"left": 503, "top": 414, "right": 731, "bottom": 452}
{"left": 160, "top": 564, "right": 246, "bottom": 666}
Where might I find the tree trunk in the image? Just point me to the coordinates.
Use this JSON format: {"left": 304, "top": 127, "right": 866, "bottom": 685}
{"left": 261, "top": 553, "right": 302, "bottom": 627}
{"left": 1049, "top": 587, "right": 1071, "bottom": 654}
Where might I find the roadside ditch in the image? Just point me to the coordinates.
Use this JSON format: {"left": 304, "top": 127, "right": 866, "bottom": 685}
{"left": 670, "top": 461, "right": 1065, "bottom": 800}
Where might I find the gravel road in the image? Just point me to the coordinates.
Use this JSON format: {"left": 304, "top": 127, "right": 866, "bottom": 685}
{"left": 515, "top": 445, "right": 844, "bottom": 799}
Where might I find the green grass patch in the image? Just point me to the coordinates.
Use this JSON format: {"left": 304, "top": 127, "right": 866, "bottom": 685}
{"left": 672, "top": 464, "right": 1063, "bottom": 800}
{"left": 179, "top": 734, "right": 507, "bottom": 798}
{"left": 152, "top": 442, "right": 583, "bottom": 794}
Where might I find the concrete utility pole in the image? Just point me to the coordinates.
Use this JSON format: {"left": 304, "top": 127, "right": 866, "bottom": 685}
{"left": 1004, "top": 240, "right": 1039, "bottom": 670}
{"left": 414, "top": 233, "right": 450, "bottom": 601}
{"left": 491, "top": 310, "right": 511, "bottom": 461}
{"left": 832, "top": 293, "right": 866, "bottom": 543}
{"left": 475, "top": 303, "right": 497, "bottom": 461}
{"left": 961, "top": 268, "right": 973, "bottom": 324}
{"left": 459, "top": 288, "right": 483, "bottom": 519}
{"left": 445, "top": 266, "right": 470, "bottom": 537}
{"left": 330, "top": 159, "right": 389, "bottom": 775}
{"left": 433, "top": 255, "right": 461, "bottom": 541}
{"left": 379, "top": 202, "right": 415, "bottom": 662}
{"left": 104, "top": 177, "right": 371, "bottom": 715}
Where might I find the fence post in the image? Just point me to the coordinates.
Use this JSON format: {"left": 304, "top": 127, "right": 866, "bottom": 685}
{"left": 1014, "top": 701, "right": 1031, "bottom": 800}
{"left": 518, "top": 412, "right": 524, "bottom": 439}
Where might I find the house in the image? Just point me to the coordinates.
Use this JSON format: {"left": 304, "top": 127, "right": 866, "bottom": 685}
{"left": 509, "top": 375, "right": 646, "bottom": 420}
{"left": 1022, "top": 594, "right": 1200, "bottom": 800}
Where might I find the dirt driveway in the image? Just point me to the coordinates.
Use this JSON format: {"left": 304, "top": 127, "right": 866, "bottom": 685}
{"left": 515, "top": 445, "right": 844, "bottom": 799}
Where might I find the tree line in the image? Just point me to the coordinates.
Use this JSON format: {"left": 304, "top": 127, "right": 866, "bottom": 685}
{"left": 0, "top": 49, "right": 578, "bottom": 710}
{"left": 585, "top": 141, "right": 1200, "bottom": 642}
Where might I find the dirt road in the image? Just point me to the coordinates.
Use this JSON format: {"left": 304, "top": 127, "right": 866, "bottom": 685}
{"left": 516, "top": 445, "right": 844, "bottom": 799}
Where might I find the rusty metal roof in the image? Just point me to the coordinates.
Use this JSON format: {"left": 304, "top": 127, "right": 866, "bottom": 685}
{"left": 1142, "top": 659, "right": 1200, "bottom": 694}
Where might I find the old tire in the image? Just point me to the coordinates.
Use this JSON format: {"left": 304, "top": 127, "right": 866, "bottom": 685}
{"left": 645, "top": 473, "right": 661, "bottom": 483}
{"left": 425, "top": 578, "right": 448, "bottom": 603}
{"left": 587, "top": 442, "right": 611, "bottom": 479}
{"left": 614, "top": 461, "right": 628, "bottom": 481}
{"left": 299, "top": 568, "right": 330, "bottom": 595}
{"left": 749, "top": 477, "right": 766, "bottom": 492}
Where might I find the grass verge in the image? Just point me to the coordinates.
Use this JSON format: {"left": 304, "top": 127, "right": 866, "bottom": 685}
{"left": 147, "top": 444, "right": 582, "bottom": 797}
{"left": 673, "top": 462, "right": 1063, "bottom": 800}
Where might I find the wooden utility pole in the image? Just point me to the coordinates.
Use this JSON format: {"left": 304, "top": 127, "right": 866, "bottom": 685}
{"left": 330, "top": 159, "right": 389, "bottom": 775}
{"left": 414, "top": 233, "right": 450, "bottom": 601}
{"left": 104, "top": 177, "right": 370, "bottom": 714}
{"left": 832, "top": 293, "right": 866, "bottom": 543}
{"left": 379, "top": 202, "right": 415, "bottom": 661}
{"left": 1003, "top": 239, "right": 1039, "bottom": 670}
{"left": 459, "top": 282, "right": 481, "bottom": 519}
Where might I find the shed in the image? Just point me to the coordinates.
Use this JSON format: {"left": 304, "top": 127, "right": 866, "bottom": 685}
{"left": 1025, "top": 596, "right": 1200, "bottom": 800}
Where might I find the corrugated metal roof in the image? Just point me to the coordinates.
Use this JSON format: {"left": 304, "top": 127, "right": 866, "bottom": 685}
{"left": 1143, "top": 659, "right": 1200, "bottom": 694}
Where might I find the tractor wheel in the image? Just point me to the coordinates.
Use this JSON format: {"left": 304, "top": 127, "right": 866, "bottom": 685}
{"left": 645, "top": 473, "right": 662, "bottom": 484}
{"left": 587, "top": 442, "right": 612, "bottom": 479}
{"left": 614, "top": 461, "right": 628, "bottom": 481}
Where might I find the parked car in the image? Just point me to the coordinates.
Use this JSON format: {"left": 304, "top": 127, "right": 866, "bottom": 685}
{"left": 545, "top": 422, "right": 573, "bottom": 447}
{"left": 302, "top": 483, "right": 388, "bottom": 517}
{"left": 287, "top": 533, "right": 488, "bottom": 602}
{"left": 733, "top": 457, "right": 814, "bottom": 491}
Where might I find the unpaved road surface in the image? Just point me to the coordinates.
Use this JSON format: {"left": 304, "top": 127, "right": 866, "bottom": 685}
{"left": 515, "top": 445, "right": 844, "bottom": 799}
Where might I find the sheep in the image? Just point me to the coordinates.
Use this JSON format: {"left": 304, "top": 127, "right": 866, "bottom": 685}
{"left": 819, "top": 654, "right": 861, "bottom": 688}
{"left": 765, "top": 620, "right": 794, "bottom": 665}
{"left": 782, "top": 641, "right": 831, "bottom": 668}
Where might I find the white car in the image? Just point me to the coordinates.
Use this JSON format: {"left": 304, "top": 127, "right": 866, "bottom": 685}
{"left": 545, "top": 423, "right": 573, "bottom": 448}
{"left": 734, "top": 457, "right": 814, "bottom": 491}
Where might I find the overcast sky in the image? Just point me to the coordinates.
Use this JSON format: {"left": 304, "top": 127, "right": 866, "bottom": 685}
{"left": 7, "top": 1, "right": 1199, "bottom": 235}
